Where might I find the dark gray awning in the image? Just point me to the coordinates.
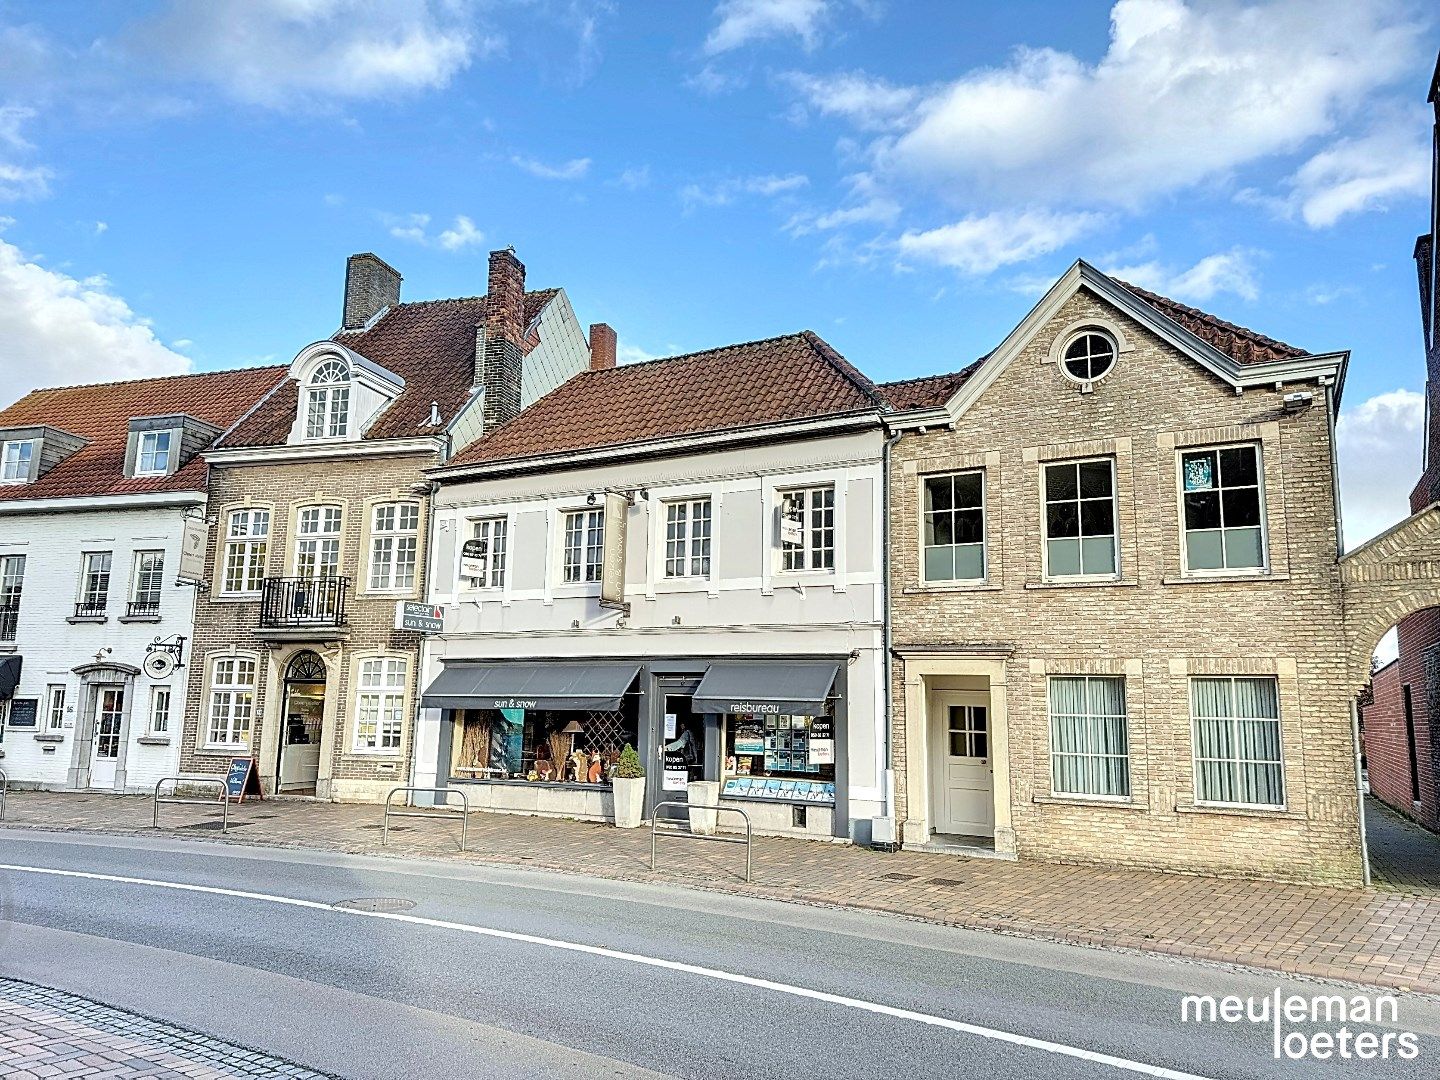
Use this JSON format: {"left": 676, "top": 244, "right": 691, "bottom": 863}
{"left": 691, "top": 661, "right": 838, "bottom": 717}
{"left": 0, "top": 655, "right": 20, "bottom": 701}
{"left": 422, "top": 661, "right": 641, "bottom": 712}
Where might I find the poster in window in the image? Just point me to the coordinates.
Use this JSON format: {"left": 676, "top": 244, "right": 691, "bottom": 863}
{"left": 780, "top": 509, "right": 804, "bottom": 546}
{"left": 664, "top": 712, "right": 677, "bottom": 739}
{"left": 663, "top": 746, "right": 689, "bottom": 791}
{"left": 733, "top": 718, "right": 764, "bottom": 755}
{"left": 1183, "top": 457, "right": 1214, "bottom": 492}
{"left": 460, "top": 538, "right": 489, "bottom": 582}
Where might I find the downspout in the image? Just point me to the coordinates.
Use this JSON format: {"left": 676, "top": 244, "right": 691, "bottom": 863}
{"left": 880, "top": 423, "right": 903, "bottom": 843}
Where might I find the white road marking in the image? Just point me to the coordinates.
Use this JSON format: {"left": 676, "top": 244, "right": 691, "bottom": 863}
{"left": 1, "top": 861, "right": 1214, "bottom": 1080}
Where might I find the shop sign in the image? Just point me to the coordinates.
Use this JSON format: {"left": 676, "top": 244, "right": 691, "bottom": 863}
{"left": 395, "top": 601, "right": 445, "bottom": 634}
{"left": 600, "top": 492, "right": 628, "bottom": 610}
{"left": 663, "top": 747, "right": 689, "bottom": 791}
{"left": 460, "top": 538, "right": 489, "bottom": 582}
{"left": 177, "top": 516, "right": 208, "bottom": 584}
{"left": 808, "top": 715, "right": 835, "bottom": 765}
{"left": 6, "top": 697, "right": 38, "bottom": 728}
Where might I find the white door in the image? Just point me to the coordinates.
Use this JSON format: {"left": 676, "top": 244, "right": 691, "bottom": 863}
{"left": 90, "top": 686, "right": 124, "bottom": 790}
{"left": 930, "top": 692, "right": 994, "bottom": 837}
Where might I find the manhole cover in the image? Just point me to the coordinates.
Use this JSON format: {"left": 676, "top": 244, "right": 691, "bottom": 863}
{"left": 878, "top": 873, "right": 919, "bottom": 882}
{"left": 332, "top": 897, "right": 416, "bottom": 913}
{"left": 927, "top": 877, "right": 966, "bottom": 887}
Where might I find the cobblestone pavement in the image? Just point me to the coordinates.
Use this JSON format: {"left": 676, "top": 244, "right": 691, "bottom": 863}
{"left": 0, "top": 979, "right": 332, "bottom": 1079}
{"left": 5, "top": 790, "right": 1440, "bottom": 994}
{"left": 1367, "top": 794, "right": 1440, "bottom": 895}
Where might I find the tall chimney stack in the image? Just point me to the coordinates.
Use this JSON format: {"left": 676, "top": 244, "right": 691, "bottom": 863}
{"left": 588, "top": 323, "right": 617, "bottom": 371}
{"left": 342, "top": 253, "right": 401, "bottom": 330}
{"left": 479, "top": 247, "right": 527, "bottom": 432}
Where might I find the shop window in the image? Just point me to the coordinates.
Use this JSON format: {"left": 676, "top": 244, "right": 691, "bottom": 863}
{"left": 722, "top": 710, "right": 836, "bottom": 804}
{"left": 355, "top": 656, "right": 406, "bottom": 752}
{"left": 1181, "top": 445, "right": 1266, "bottom": 572}
{"left": 451, "top": 703, "right": 638, "bottom": 784}
{"left": 778, "top": 485, "right": 835, "bottom": 572}
{"left": 206, "top": 656, "right": 256, "bottom": 747}
{"left": 922, "top": 471, "right": 984, "bottom": 581}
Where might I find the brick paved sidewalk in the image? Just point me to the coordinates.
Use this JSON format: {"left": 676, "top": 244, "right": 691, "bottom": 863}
{"left": 0, "top": 978, "right": 331, "bottom": 1079}
{"left": 5, "top": 790, "right": 1440, "bottom": 995}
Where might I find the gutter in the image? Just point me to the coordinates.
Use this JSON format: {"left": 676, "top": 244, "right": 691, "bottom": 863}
{"left": 880, "top": 423, "right": 903, "bottom": 841}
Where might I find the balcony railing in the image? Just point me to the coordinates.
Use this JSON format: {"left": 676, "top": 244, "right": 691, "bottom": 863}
{"left": 73, "top": 600, "right": 108, "bottom": 620}
{"left": 0, "top": 604, "right": 17, "bottom": 641}
{"left": 259, "top": 576, "right": 350, "bottom": 629}
{"left": 126, "top": 600, "right": 161, "bottom": 618}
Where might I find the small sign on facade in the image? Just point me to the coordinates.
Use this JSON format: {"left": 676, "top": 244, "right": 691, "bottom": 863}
{"left": 663, "top": 712, "right": 677, "bottom": 739}
{"left": 177, "top": 516, "right": 208, "bottom": 584}
{"left": 395, "top": 601, "right": 445, "bottom": 634}
{"left": 6, "top": 697, "right": 38, "bottom": 728}
{"left": 600, "top": 491, "right": 628, "bottom": 610}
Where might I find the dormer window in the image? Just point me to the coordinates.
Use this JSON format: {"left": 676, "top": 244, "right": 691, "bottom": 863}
{"left": 0, "top": 439, "right": 32, "bottom": 483}
{"left": 136, "top": 431, "right": 172, "bottom": 476}
{"left": 305, "top": 359, "right": 351, "bottom": 440}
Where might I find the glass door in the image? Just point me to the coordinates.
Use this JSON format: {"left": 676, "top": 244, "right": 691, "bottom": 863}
{"left": 89, "top": 686, "right": 124, "bottom": 790}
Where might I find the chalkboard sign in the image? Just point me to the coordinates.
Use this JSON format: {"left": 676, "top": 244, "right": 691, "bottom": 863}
{"left": 6, "top": 697, "right": 38, "bottom": 728}
{"left": 224, "top": 757, "right": 263, "bottom": 803}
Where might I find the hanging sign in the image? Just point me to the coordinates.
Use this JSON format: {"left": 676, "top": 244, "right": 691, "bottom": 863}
{"left": 395, "top": 601, "right": 444, "bottom": 634}
{"left": 599, "top": 492, "right": 629, "bottom": 610}
{"left": 177, "top": 517, "right": 208, "bottom": 584}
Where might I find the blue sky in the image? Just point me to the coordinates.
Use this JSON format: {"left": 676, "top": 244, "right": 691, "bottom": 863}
{"left": 0, "top": 0, "right": 1435, "bottom": 545}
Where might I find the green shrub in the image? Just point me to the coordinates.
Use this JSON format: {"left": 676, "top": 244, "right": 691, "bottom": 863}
{"left": 615, "top": 743, "right": 645, "bottom": 779}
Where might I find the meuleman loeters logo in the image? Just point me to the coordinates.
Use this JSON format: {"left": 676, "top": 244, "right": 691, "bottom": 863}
{"left": 1182, "top": 991, "right": 1419, "bottom": 1061}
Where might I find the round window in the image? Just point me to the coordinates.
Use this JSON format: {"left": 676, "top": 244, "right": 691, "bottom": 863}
{"left": 1061, "top": 331, "right": 1116, "bottom": 384}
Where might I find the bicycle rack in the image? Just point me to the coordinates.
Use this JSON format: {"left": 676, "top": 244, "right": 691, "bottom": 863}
{"left": 650, "top": 800, "right": 753, "bottom": 883}
{"left": 383, "top": 787, "right": 471, "bottom": 852}
{"left": 153, "top": 777, "right": 230, "bottom": 833}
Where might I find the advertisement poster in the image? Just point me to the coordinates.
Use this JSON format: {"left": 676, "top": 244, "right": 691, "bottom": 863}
{"left": 808, "top": 715, "right": 835, "bottom": 765}
{"left": 663, "top": 747, "right": 689, "bottom": 791}
{"left": 664, "top": 712, "right": 677, "bottom": 739}
{"left": 733, "top": 719, "right": 764, "bottom": 755}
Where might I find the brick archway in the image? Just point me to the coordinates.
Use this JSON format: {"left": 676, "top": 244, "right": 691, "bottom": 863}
{"left": 1340, "top": 503, "right": 1440, "bottom": 690}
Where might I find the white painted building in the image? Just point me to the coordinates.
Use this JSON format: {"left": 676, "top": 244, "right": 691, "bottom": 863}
{"left": 0, "top": 366, "right": 285, "bottom": 791}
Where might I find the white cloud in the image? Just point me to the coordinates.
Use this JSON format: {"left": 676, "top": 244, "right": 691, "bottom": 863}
{"left": 1284, "top": 123, "right": 1430, "bottom": 227}
{"left": 384, "top": 212, "right": 485, "bottom": 250}
{"left": 93, "top": 221, "right": 108, "bottom": 235}
{"left": 132, "top": 0, "right": 493, "bottom": 108}
{"left": 705, "top": 0, "right": 831, "bottom": 54}
{"left": 1105, "top": 248, "right": 1262, "bottom": 303}
{"left": 437, "top": 215, "right": 484, "bottom": 250}
{"left": 0, "top": 235, "right": 190, "bottom": 407}
{"left": 1338, "top": 388, "right": 1424, "bottom": 549}
{"left": 617, "top": 342, "right": 655, "bottom": 365}
{"left": 686, "top": 63, "right": 746, "bottom": 96}
{"left": 613, "top": 165, "right": 652, "bottom": 190}
{"left": 781, "top": 71, "right": 917, "bottom": 130}
{"left": 0, "top": 105, "right": 35, "bottom": 151}
{"left": 895, "top": 208, "right": 1105, "bottom": 275}
{"left": 0, "top": 163, "right": 51, "bottom": 202}
{"left": 681, "top": 172, "right": 809, "bottom": 209}
{"left": 511, "top": 155, "right": 592, "bottom": 181}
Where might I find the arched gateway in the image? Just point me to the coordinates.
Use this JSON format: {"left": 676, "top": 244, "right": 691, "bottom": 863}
{"left": 1340, "top": 504, "right": 1440, "bottom": 689}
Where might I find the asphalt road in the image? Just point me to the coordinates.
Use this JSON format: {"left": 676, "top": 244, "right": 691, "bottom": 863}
{"left": 1, "top": 828, "right": 1437, "bottom": 1079}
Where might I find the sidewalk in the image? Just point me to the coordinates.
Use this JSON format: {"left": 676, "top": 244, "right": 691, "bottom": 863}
{"left": 4, "top": 789, "right": 1440, "bottom": 995}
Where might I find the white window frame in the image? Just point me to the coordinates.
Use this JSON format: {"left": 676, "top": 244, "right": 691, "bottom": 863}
{"left": 149, "top": 685, "right": 172, "bottom": 736}
{"left": 130, "top": 550, "right": 165, "bottom": 612}
{"left": 304, "top": 359, "right": 351, "bottom": 441}
{"left": 663, "top": 497, "right": 712, "bottom": 579}
{"left": 1042, "top": 457, "right": 1119, "bottom": 580}
{"left": 368, "top": 502, "right": 420, "bottom": 592}
{"left": 354, "top": 656, "right": 407, "bottom": 753}
{"left": 1178, "top": 442, "right": 1269, "bottom": 575}
{"left": 205, "top": 655, "right": 256, "bottom": 748}
{"left": 0, "top": 554, "right": 23, "bottom": 641}
{"left": 294, "top": 505, "right": 343, "bottom": 580}
{"left": 78, "top": 551, "right": 112, "bottom": 612}
{"left": 921, "top": 470, "right": 986, "bottom": 583}
{"left": 1059, "top": 330, "right": 1118, "bottom": 386}
{"left": 135, "top": 430, "right": 172, "bottom": 476}
{"left": 221, "top": 509, "right": 270, "bottom": 596}
{"left": 1190, "top": 676, "right": 1285, "bottom": 809}
{"left": 778, "top": 484, "right": 836, "bottom": 573}
{"left": 462, "top": 515, "right": 508, "bottom": 591}
{"left": 561, "top": 508, "right": 605, "bottom": 584}
{"left": 0, "top": 439, "right": 32, "bottom": 484}
{"left": 45, "top": 684, "right": 66, "bottom": 731}
{"left": 1047, "top": 675, "right": 1131, "bottom": 800}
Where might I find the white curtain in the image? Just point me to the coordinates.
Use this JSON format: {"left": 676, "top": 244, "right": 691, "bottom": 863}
{"left": 1049, "top": 676, "right": 1129, "bottom": 797}
{"left": 1192, "top": 677, "right": 1282, "bottom": 805}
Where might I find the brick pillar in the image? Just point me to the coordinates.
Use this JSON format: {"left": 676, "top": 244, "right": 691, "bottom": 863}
{"left": 480, "top": 248, "right": 525, "bottom": 433}
{"left": 589, "top": 323, "right": 617, "bottom": 371}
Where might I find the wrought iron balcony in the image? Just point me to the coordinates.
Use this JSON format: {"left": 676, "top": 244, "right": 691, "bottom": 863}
{"left": 125, "top": 600, "right": 161, "bottom": 619}
{"left": 259, "top": 576, "right": 350, "bottom": 629}
{"left": 0, "top": 604, "right": 17, "bottom": 641}
{"left": 73, "top": 600, "right": 108, "bottom": 620}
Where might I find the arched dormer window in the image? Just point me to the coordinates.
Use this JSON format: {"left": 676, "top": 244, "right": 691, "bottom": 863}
{"left": 305, "top": 359, "right": 351, "bottom": 440}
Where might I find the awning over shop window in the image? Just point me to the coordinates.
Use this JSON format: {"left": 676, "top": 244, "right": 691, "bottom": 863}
{"left": 0, "top": 655, "right": 20, "bottom": 701}
{"left": 691, "top": 661, "right": 838, "bottom": 717}
{"left": 421, "top": 661, "right": 641, "bottom": 712}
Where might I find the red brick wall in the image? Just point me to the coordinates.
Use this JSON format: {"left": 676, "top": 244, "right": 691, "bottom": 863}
{"left": 1379, "top": 609, "right": 1440, "bottom": 830}
{"left": 1361, "top": 658, "right": 1411, "bottom": 817}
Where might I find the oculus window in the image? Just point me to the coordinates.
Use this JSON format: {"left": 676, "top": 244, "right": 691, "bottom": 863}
{"left": 1061, "top": 331, "right": 1116, "bottom": 383}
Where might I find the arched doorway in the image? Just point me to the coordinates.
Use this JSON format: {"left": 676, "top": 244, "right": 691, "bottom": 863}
{"left": 278, "top": 650, "right": 327, "bottom": 794}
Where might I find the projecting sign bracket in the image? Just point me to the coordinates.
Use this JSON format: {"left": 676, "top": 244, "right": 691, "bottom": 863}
{"left": 598, "top": 599, "right": 631, "bottom": 616}
{"left": 146, "top": 635, "right": 187, "bottom": 669}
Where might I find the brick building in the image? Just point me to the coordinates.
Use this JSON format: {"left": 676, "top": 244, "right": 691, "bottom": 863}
{"left": 178, "top": 248, "right": 605, "bottom": 801}
{"left": 885, "top": 260, "right": 1363, "bottom": 884}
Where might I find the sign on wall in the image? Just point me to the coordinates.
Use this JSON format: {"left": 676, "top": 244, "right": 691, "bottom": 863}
{"left": 599, "top": 491, "right": 628, "bottom": 610}
{"left": 177, "top": 516, "right": 208, "bottom": 584}
{"left": 6, "top": 698, "right": 38, "bottom": 728}
{"left": 395, "top": 602, "right": 445, "bottom": 634}
{"left": 460, "top": 538, "right": 489, "bottom": 582}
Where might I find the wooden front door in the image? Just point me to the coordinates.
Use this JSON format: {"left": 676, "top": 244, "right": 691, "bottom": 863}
{"left": 929, "top": 691, "right": 994, "bottom": 838}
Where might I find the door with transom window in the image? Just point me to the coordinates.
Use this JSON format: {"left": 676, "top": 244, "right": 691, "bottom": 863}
{"left": 89, "top": 686, "right": 125, "bottom": 790}
{"left": 929, "top": 691, "right": 994, "bottom": 838}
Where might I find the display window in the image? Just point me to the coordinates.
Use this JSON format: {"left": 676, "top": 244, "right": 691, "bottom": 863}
{"left": 451, "top": 702, "right": 638, "bottom": 785}
{"left": 721, "top": 709, "right": 836, "bottom": 804}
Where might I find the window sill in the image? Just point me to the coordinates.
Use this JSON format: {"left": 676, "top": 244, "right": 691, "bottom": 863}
{"left": 211, "top": 594, "right": 261, "bottom": 603}
{"left": 197, "top": 744, "right": 250, "bottom": 756}
{"left": 33, "top": 733, "right": 64, "bottom": 743}
{"left": 350, "top": 749, "right": 403, "bottom": 758}
{"left": 357, "top": 589, "right": 420, "bottom": 600}
{"left": 1174, "top": 801, "right": 1300, "bottom": 820}
{"left": 136, "top": 736, "right": 171, "bottom": 746}
{"left": 1162, "top": 572, "right": 1289, "bottom": 585}
{"left": 65, "top": 615, "right": 108, "bottom": 625}
{"left": 1024, "top": 578, "right": 1139, "bottom": 591}
{"left": 0, "top": 643, "right": 15, "bottom": 654}
{"left": 119, "top": 614, "right": 162, "bottom": 624}
{"left": 1032, "top": 793, "right": 1148, "bottom": 810}
{"left": 903, "top": 581, "right": 1001, "bottom": 594}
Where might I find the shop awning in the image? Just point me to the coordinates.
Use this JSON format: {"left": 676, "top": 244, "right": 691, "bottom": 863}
{"left": 421, "top": 661, "right": 641, "bottom": 712}
{"left": 0, "top": 655, "right": 20, "bottom": 701}
{"left": 691, "top": 661, "right": 838, "bottom": 717}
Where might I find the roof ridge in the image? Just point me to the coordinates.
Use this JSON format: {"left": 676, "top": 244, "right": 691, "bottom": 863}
{"left": 1113, "top": 279, "right": 1309, "bottom": 358}
{"left": 572, "top": 330, "right": 818, "bottom": 375}
{"left": 14, "top": 362, "right": 289, "bottom": 400}
{"left": 350, "top": 287, "right": 559, "bottom": 313}
{"left": 799, "top": 330, "right": 887, "bottom": 409}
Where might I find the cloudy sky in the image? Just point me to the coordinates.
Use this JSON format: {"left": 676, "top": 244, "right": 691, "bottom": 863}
{"left": 0, "top": 0, "right": 1434, "bottom": 550}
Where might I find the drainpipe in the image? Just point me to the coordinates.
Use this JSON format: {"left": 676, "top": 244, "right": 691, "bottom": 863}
{"left": 880, "top": 424, "right": 903, "bottom": 842}
{"left": 1352, "top": 697, "right": 1371, "bottom": 886}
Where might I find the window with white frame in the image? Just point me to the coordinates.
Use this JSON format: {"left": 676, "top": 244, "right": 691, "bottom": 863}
{"left": 1181, "top": 445, "right": 1266, "bottom": 572}
{"left": 922, "top": 472, "right": 984, "bottom": 581}
{"left": 463, "top": 516, "right": 508, "bottom": 589}
{"left": 0, "top": 554, "right": 23, "bottom": 641}
{"left": 129, "top": 550, "right": 164, "bottom": 613}
{"left": 0, "top": 440, "right": 32, "bottom": 483}
{"left": 562, "top": 509, "right": 605, "bottom": 583}
{"left": 779, "top": 485, "right": 835, "bottom": 572}
{"left": 1191, "top": 676, "right": 1283, "bottom": 806}
{"left": 136, "top": 431, "right": 172, "bottom": 476}
{"left": 206, "top": 656, "right": 256, "bottom": 746}
{"left": 295, "top": 505, "right": 342, "bottom": 579}
{"left": 355, "top": 656, "right": 406, "bottom": 752}
{"left": 222, "top": 509, "right": 269, "bottom": 595}
{"left": 1049, "top": 676, "right": 1130, "bottom": 798}
{"left": 46, "top": 684, "right": 65, "bottom": 730}
{"left": 77, "top": 551, "right": 112, "bottom": 614}
{"left": 664, "top": 498, "right": 712, "bottom": 579}
{"left": 149, "top": 686, "right": 171, "bottom": 735}
{"left": 1044, "top": 458, "right": 1117, "bottom": 577}
{"left": 368, "top": 502, "right": 419, "bottom": 591}
{"left": 304, "top": 359, "right": 350, "bottom": 440}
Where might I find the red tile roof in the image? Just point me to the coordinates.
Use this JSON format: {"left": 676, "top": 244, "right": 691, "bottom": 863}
{"left": 444, "top": 331, "right": 884, "bottom": 469}
{"left": 1116, "top": 281, "right": 1310, "bottom": 365}
{"left": 878, "top": 361, "right": 983, "bottom": 411}
{"left": 218, "top": 290, "right": 559, "bottom": 448}
{"left": 0, "top": 366, "right": 286, "bottom": 503}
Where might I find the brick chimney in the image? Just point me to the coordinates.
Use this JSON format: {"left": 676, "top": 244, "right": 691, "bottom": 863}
{"left": 479, "top": 247, "right": 526, "bottom": 432}
{"left": 342, "top": 253, "right": 401, "bottom": 330}
{"left": 589, "top": 323, "right": 617, "bottom": 371}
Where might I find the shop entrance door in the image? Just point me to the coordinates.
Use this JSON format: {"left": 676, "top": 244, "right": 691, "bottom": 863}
{"left": 277, "top": 651, "right": 326, "bottom": 794}
{"left": 89, "top": 686, "right": 124, "bottom": 790}
{"left": 651, "top": 679, "right": 705, "bottom": 809}
{"left": 929, "top": 691, "right": 994, "bottom": 838}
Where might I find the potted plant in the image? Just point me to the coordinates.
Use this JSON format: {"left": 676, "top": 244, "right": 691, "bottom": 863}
{"left": 612, "top": 744, "right": 646, "bottom": 829}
